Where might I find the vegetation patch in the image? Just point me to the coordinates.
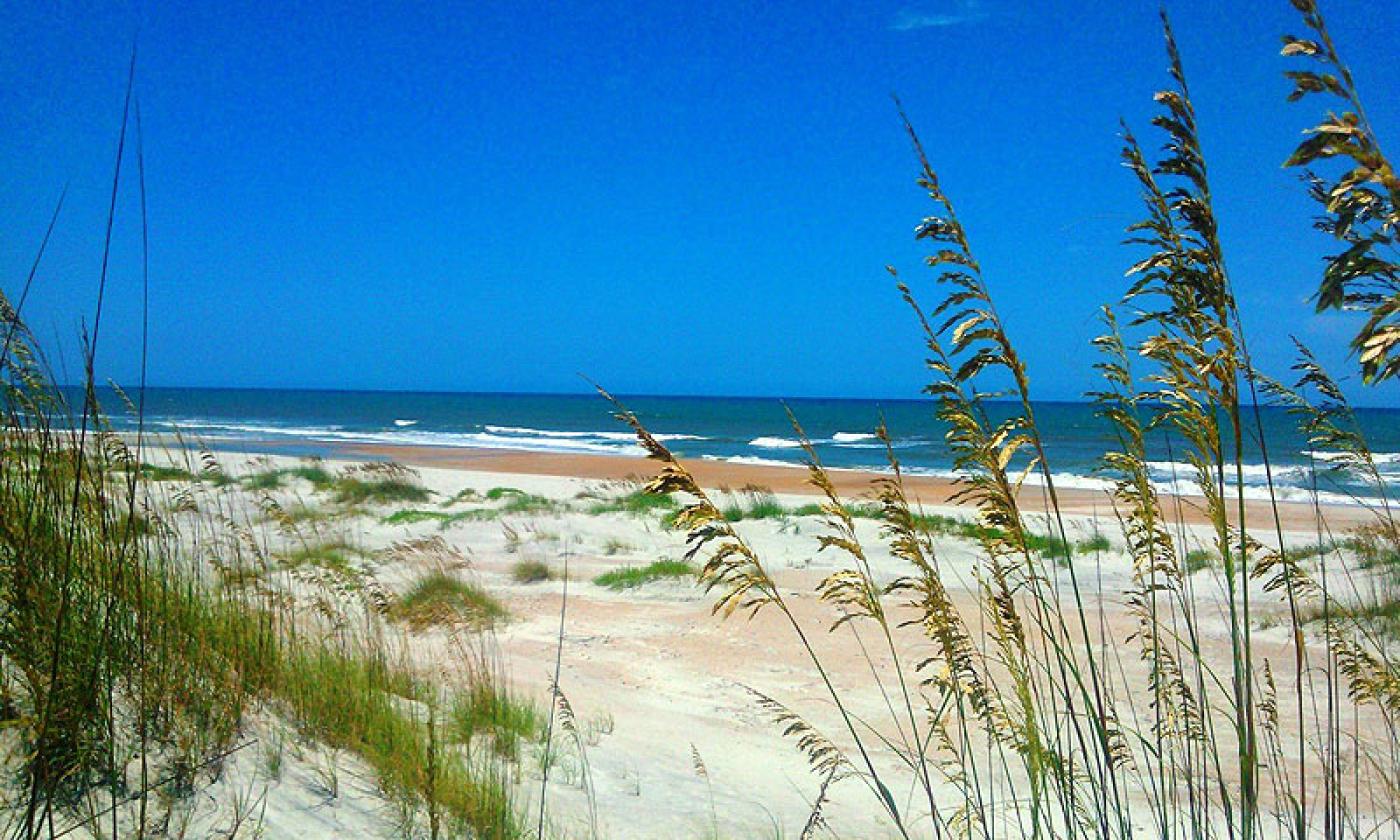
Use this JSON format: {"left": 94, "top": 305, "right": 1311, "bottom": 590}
{"left": 134, "top": 462, "right": 196, "bottom": 482}
{"left": 491, "top": 488, "right": 559, "bottom": 515}
{"left": 381, "top": 508, "right": 498, "bottom": 528}
{"left": 1076, "top": 533, "right": 1112, "bottom": 554}
{"left": 510, "top": 559, "right": 552, "bottom": 583}
{"left": 593, "top": 559, "right": 694, "bottom": 591}
{"left": 243, "top": 463, "right": 337, "bottom": 492}
{"left": 721, "top": 492, "right": 786, "bottom": 522}
{"left": 332, "top": 464, "right": 432, "bottom": 505}
{"left": 588, "top": 489, "right": 678, "bottom": 515}
{"left": 389, "top": 571, "right": 506, "bottom": 630}
{"left": 440, "top": 486, "right": 482, "bottom": 507}
{"left": 1185, "top": 549, "right": 1215, "bottom": 574}
{"left": 450, "top": 681, "right": 541, "bottom": 760}
{"left": 281, "top": 540, "right": 369, "bottom": 574}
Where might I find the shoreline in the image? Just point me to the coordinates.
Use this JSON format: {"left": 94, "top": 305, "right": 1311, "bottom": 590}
{"left": 297, "top": 439, "right": 1376, "bottom": 533}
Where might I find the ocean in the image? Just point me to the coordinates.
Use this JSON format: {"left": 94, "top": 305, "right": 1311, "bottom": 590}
{"left": 95, "top": 387, "right": 1400, "bottom": 507}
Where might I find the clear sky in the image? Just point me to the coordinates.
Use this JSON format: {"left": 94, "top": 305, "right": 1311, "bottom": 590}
{"left": 2, "top": 0, "right": 1397, "bottom": 406}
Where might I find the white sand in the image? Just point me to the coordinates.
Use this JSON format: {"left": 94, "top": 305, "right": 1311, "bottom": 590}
{"left": 114, "top": 447, "right": 1388, "bottom": 839}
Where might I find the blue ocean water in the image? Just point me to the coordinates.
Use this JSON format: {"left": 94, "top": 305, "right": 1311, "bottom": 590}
{"left": 97, "top": 387, "right": 1400, "bottom": 506}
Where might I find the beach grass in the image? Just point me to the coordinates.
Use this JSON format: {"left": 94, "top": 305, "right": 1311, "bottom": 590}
{"left": 587, "top": 488, "right": 678, "bottom": 515}
{"left": 450, "top": 680, "right": 542, "bottom": 761}
{"left": 332, "top": 465, "right": 432, "bottom": 505}
{"left": 6, "top": 1, "right": 1399, "bottom": 836}
{"left": 281, "top": 539, "right": 368, "bottom": 574}
{"left": 510, "top": 558, "right": 553, "bottom": 583}
{"left": 389, "top": 571, "right": 506, "bottom": 630}
{"left": 596, "top": 5, "right": 1400, "bottom": 836}
{"left": 382, "top": 507, "right": 498, "bottom": 528}
{"left": 1075, "top": 532, "right": 1112, "bottom": 554}
{"left": 489, "top": 488, "right": 560, "bottom": 515}
{"left": 0, "top": 189, "right": 522, "bottom": 835}
{"left": 593, "top": 559, "right": 694, "bottom": 591}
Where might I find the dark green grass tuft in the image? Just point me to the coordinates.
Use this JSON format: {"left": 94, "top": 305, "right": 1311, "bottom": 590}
{"left": 246, "top": 464, "right": 337, "bottom": 491}
{"left": 1076, "top": 533, "right": 1112, "bottom": 554}
{"left": 481, "top": 486, "right": 559, "bottom": 514}
{"left": 381, "top": 508, "right": 499, "bottom": 527}
{"left": 333, "top": 476, "right": 432, "bottom": 506}
{"left": 593, "top": 559, "right": 694, "bottom": 590}
{"left": 450, "top": 681, "right": 541, "bottom": 761}
{"left": 243, "top": 469, "right": 287, "bottom": 490}
{"left": 137, "top": 462, "right": 196, "bottom": 482}
{"left": 588, "top": 489, "right": 678, "bottom": 515}
{"left": 287, "top": 464, "right": 334, "bottom": 487}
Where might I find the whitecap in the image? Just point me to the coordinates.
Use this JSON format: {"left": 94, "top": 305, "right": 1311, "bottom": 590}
{"left": 749, "top": 436, "right": 803, "bottom": 449}
{"left": 701, "top": 455, "right": 805, "bottom": 469}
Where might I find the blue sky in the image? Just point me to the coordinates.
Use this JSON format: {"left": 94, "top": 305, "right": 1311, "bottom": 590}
{"left": 2, "top": 0, "right": 1397, "bottom": 406}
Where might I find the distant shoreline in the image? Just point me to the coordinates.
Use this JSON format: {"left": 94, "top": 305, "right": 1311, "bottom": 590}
{"left": 252, "top": 438, "right": 1373, "bottom": 533}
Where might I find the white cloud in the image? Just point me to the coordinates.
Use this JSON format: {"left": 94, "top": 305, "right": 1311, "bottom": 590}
{"left": 891, "top": 0, "right": 989, "bottom": 30}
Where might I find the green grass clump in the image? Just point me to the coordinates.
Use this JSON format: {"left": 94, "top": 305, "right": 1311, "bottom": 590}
{"left": 440, "top": 487, "right": 482, "bottom": 507}
{"left": 483, "top": 486, "right": 558, "bottom": 514}
{"left": 244, "top": 464, "right": 336, "bottom": 491}
{"left": 593, "top": 559, "right": 694, "bottom": 590}
{"left": 588, "top": 489, "right": 678, "bottom": 515}
{"left": 1184, "top": 549, "right": 1215, "bottom": 574}
{"left": 510, "top": 559, "right": 552, "bottom": 583}
{"left": 1346, "top": 529, "right": 1400, "bottom": 572}
{"left": 381, "top": 508, "right": 498, "bottom": 527}
{"left": 500, "top": 493, "right": 558, "bottom": 515}
{"left": 382, "top": 508, "right": 452, "bottom": 526}
{"left": 138, "top": 462, "right": 196, "bottom": 481}
{"left": 390, "top": 571, "right": 506, "bottom": 630}
{"left": 485, "top": 486, "right": 526, "bottom": 501}
{"left": 244, "top": 469, "right": 287, "bottom": 490}
{"left": 1076, "top": 533, "right": 1112, "bottom": 554}
{"left": 1025, "top": 532, "right": 1071, "bottom": 558}
{"left": 287, "top": 463, "right": 334, "bottom": 487}
{"left": 333, "top": 476, "right": 431, "bottom": 506}
{"left": 716, "top": 491, "right": 789, "bottom": 522}
{"left": 450, "top": 681, "right": 541, "bottom": 760}
{"left": 281, "top": 540, "right": 367, "bottom": 574}
{"left": 276, "top": 644, "right": 516, "bottom": 833}
{"left": 274, "top": 502, "right": 338, "bottom": 526}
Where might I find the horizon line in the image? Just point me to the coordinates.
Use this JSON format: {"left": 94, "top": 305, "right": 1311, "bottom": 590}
{"left": 55, "top": 382, "right": 1400, "bottom": 410}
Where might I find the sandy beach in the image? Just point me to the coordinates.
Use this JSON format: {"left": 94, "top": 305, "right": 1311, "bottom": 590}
{"left": 129, "top": 442, "right": 1390, "bottom": 838}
